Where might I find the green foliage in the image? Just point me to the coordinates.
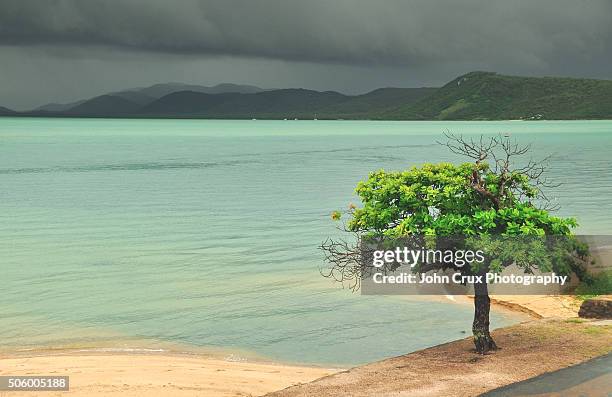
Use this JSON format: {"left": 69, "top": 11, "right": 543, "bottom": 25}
{"left": 349, "top": 162, "right": 575, "bottom": 237}
{"left": 331, "top": 210, "right": 342, "bottom": 221}
{"left": 346, "top": 161, "right": 581, "bottom": 275}
{"left": 575, "top": 270, "right": 612, "bottom": 300}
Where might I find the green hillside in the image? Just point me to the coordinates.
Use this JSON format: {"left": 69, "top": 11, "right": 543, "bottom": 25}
{"left": 319, "top": 87, "right": 437, "bottom": 118}
{"left": 140, "top": 89, "right": 349, "bottom": 118}
{"left": 383, "top": 72, "right": 612, "bottom": 120}
{"left": 6, "top": 72, "right": 612, "bottom": 120}
{"left": 138, "top": 87, "right": 435, "bottom": 119}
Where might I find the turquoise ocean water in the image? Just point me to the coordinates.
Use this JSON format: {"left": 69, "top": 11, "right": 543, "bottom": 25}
{"left": 1, "top": 118, "right": 610, "bottom": 366}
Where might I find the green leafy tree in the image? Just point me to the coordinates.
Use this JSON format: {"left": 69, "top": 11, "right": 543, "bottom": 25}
{"left": 321, "top": 133, "right": 589, "bottom": 353}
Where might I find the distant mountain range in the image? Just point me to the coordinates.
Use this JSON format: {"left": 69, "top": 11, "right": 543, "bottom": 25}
{"left": 33, "top": 83, "right": 267, "bottom": 113}
{"left": 0, "top": 106, "right": 16, "bottom": 115}
{"left": 4, "top": 72, "right": 612, "bottom": 120}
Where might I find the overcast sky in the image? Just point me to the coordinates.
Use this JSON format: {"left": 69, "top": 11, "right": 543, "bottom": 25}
{"left": 1, "top": 0, "right": 611, "bottom": 110}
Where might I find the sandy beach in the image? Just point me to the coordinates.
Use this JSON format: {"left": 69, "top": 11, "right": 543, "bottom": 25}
{"left": 0, "top": 294, "right": 590, "bottom": 397}
{"left": 0, "top": 353, "right": 336, "bottom": 397}
{"left": 488, "top": 294, "right": 581, "bottom": 318}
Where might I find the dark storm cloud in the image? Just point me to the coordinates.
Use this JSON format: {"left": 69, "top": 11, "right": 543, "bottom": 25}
{"left": 1, "top": 0, "right": 611, "bottom": 69}
{"left": 2, "top": 0, "right": 612, "bottom": 110}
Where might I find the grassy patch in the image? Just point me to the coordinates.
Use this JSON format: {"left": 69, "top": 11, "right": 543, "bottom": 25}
{"left": 438, "top": 99, "right": 469, "bottom": 119}
{"left": 582, "top": 326, "right": 606, "bottom": 335}
{"left": 574, "top": 269, "right": 612, "bottom": 300}
{"left": 565, "top": 318, "right": 587, "bottom": 324}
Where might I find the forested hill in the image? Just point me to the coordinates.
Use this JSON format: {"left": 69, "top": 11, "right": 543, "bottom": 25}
{"left": 4, "top": 72, "right": 612, "bottom": 120}
{"left": 383, "top": 72, "right": 612, "bottom": 120}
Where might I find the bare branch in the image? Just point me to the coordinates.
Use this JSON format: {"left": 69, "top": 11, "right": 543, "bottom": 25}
{"left": 438, "top": 132, "right": 559, "bottom": 211}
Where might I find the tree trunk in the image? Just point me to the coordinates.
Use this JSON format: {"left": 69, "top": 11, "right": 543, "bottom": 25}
{"left": 472, "top": 274, "right": 498, "bottom": 354}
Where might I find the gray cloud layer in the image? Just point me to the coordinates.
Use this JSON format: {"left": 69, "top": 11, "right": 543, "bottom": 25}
{"left": 1, "top": 0, "right": 612, "bottom": 109}
{"left": 2, "top": 0, "right": 612, "bottom": 67}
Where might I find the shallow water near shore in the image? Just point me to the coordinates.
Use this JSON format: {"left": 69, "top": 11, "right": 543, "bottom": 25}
{"left": 1, "top": 118, "right": 610, "bottom": 366}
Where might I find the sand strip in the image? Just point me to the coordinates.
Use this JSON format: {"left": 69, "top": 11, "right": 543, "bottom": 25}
{"left": 0, "top": 353, "right": 336, "bottom": 397}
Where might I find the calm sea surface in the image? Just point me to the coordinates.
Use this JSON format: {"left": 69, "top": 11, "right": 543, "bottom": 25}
{"left": 1, "top": 118, "right": 610, "bottom": 366}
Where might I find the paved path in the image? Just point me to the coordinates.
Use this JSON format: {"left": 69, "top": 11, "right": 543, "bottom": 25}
{"left": 481, "top": 353, "right": 611, "bottom": 397}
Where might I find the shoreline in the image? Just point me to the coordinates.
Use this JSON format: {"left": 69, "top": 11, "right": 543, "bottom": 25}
{"left": 3, "top": 315, "right": 603, "bottom": 397}
{"left": 467, "top": 294, "right": 582, "bottom": 319}
{"left": 489, "top": 294, "right": 581, "bottom": 319}
{"left": 266, "top": 318, "right": 611, "bottom": 397}
{"left": 4, "top": 115, "right": 612, "bottom": 122}
{"left": 0, "top": 295, "right": 583, "bottom": 397}
{"left": 0, "top": 350, "right": 338, "bottom": 397}
{"left": 0, "top": 344, "right": 338, "bottom": 371}
{"left": 0, "top": 293, "right": 552, "bottom": 360}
